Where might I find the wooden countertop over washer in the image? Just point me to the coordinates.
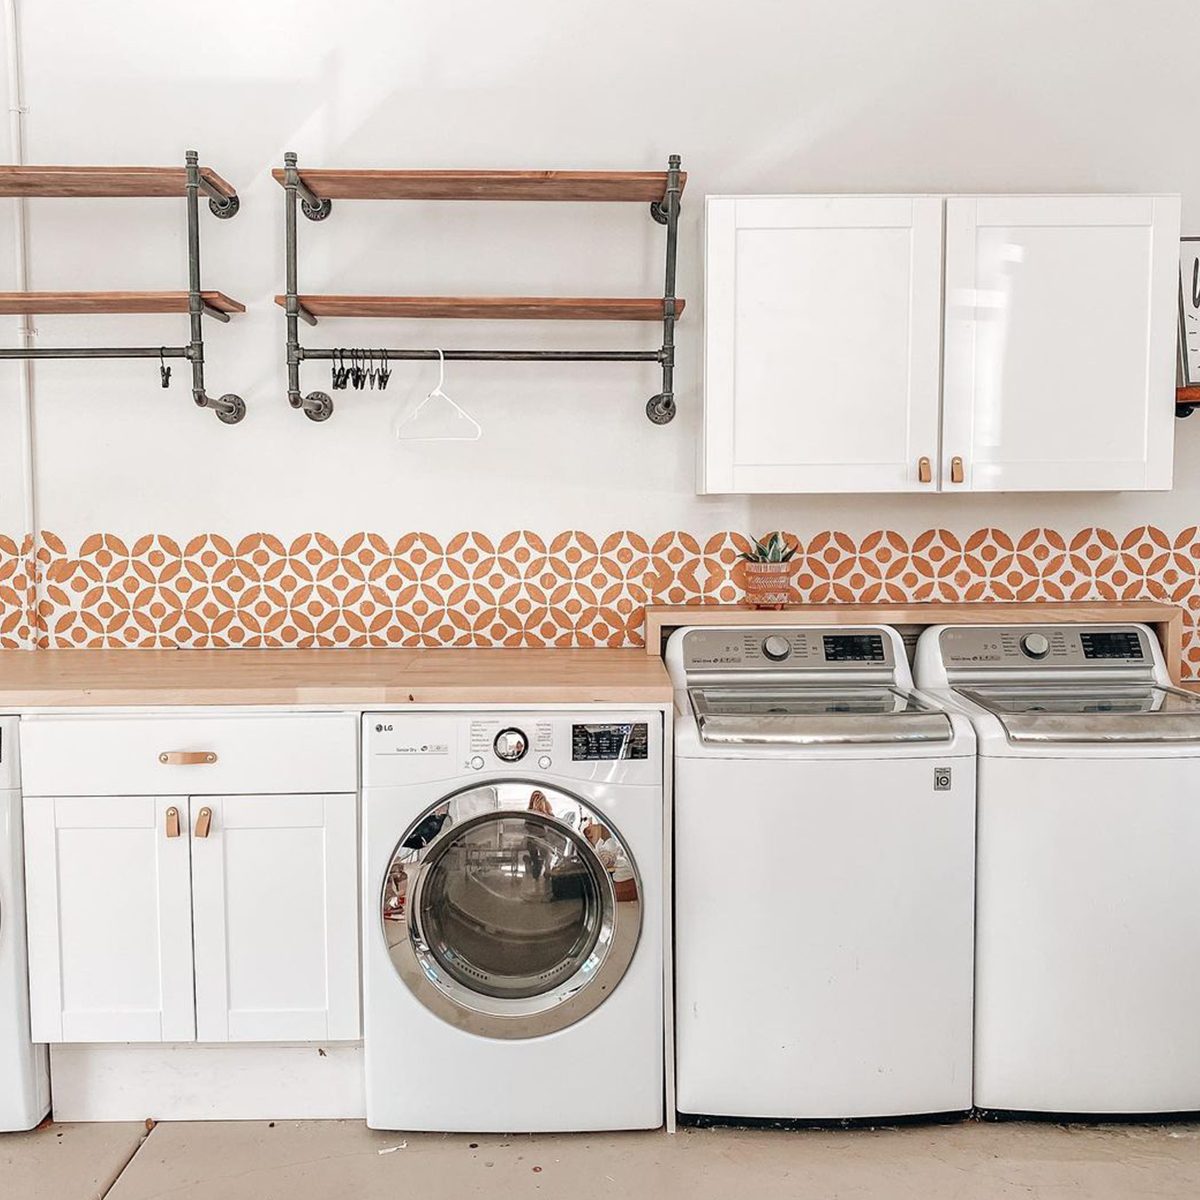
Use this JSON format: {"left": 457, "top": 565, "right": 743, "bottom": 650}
{"left": 0, "top": 648, "right": 673, "bottom": 709}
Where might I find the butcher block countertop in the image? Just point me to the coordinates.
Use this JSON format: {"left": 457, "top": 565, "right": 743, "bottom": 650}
{"left": 0, "top": 648, "right": 673, "bottom": 709}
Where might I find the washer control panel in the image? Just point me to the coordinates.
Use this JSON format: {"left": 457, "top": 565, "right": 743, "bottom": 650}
{"left": 681, "top": 627, "right": 895, "bottom": 672}
{"left": 939, "top": 624, "right": 1151, "bottom": 670}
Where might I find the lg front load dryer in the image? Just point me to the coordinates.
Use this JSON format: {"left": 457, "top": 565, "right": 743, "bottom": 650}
{"left": 670, "top": 626, "right": 976, "bottom": 1122}
{"left": 0, "top": 716, "right": 50, "bottom": 1131}
{"left": 362, "top": 711, "right": 664, "bottom": 1132}
{"left": 916, "top": 622, "right": 1200, "bottom": 1115}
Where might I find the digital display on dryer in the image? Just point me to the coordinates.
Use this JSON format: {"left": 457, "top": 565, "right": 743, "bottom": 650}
{"left": 572, "top": 723, "right": 649, "bottom": 761}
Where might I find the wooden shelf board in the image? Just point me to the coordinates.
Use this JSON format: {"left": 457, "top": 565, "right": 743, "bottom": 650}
{"left": 271, "top": 168, "right": 686, "bottom": 203}
{"left": 272, "top": 294, "right": 683, "bottom": 321}
{"left": 0, "top": 165, "right": 236, "bottom": 200}
{"left": 1177, "top": 386, "right": 1200, "bottom": 402}
{"left": 642, "top": 601, "right": 1186, "bottom": 683}
{"left": 0, "top": 291, "right": 245, "bottom": 316}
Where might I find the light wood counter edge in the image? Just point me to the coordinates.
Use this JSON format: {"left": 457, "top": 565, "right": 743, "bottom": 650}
{"left": 0, "top": 647, "right": 673, "bottom": 709}
{"left": 643, "top": 601, "right": 1186, "bottom": 684}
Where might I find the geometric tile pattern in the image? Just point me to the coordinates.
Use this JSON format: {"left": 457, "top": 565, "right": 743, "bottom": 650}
{"left": 3, "top": 528, "right": 1199, "bottom": 678}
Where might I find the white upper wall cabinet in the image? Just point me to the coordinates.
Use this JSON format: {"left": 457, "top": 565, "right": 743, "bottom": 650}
{"left": 942, "top": 195, "right": 1180, "bottom": 492}
{"left": 703, "top": 193, "right": 1181, "bottom": 494}
{"left": 703, "top": 196, "right": 945, "bottom": 493}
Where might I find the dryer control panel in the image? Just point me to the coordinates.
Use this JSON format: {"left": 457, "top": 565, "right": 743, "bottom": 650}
{"left": 362, "top": 711, "right": 662, "bottom": 788}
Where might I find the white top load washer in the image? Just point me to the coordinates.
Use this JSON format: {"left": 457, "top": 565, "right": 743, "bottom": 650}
{"left": 362, "top": 710, "right": 663, "bottom": 1132}
{"left": 670, "top": 625, "right": 976, "bottom": 1120}
{"left": 915, "top": 623, "right": 1200, "bottom": 1114}
{"left": 0, "top": 716, "right": 50, "bottom": 1130}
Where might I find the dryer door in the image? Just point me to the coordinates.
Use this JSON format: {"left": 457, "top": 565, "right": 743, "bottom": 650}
{"left": 381, "top": 781, "right": 641, "bottom": 1039}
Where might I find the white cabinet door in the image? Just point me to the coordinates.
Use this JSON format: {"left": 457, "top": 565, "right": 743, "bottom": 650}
{"left": 191, "top": 794, "right": 360, "bottom": 1043}
{"left": 942, "top": 195, "right": 1180, "bottom": 491}
{"left": 703, "top": 195, "right": 945, "bottom": 493}
{"left": 23, "top": 796, "right": 194, "bottom": 1043}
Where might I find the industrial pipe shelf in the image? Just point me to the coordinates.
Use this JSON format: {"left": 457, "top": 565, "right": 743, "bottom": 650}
{"left": 0, "top": 152, "right": 246, "bottom": 423}
{"left": 277, "top": 151, "right": 684, "bottom": 425}
{"left": 0, "top": 291, "right": 244, "bottom": 318}
{"left": 0, "top": 164, "right": 238, "bottom": 213}
{"left": 269, "top": 167, "right": 686, "bottom": 204}
{"left": 271, "top": 295, "right": 683, "bottom": 322}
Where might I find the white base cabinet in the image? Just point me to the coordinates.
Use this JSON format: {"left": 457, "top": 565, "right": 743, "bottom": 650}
{"left": 20, "top": 715, "right": 360, "bottom": 1046}
{"left": 24, "top": 795, "right": 195, "bottom": 1044}
{"left": 703, "top": 193, "right": 1181, "bottom": 494}
{"left": 192, "top": 793, "right": 359, "bottom": 1043}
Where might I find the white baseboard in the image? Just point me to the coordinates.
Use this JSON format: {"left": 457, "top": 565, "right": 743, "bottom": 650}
{"left": 49, "top": 1042, "right": 365, "bottom": 1122}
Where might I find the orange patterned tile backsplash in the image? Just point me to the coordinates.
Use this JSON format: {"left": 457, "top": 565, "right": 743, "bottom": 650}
{"left": 2, "top": 527, "right": 1199, "bottom": 676}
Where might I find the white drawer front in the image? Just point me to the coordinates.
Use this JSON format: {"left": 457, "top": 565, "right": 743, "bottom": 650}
{"left": 20, "top": 715, "right": 358, "bottom": 797}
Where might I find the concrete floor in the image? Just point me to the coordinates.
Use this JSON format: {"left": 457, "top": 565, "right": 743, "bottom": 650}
{"left": 3, "top": 1119, "right": 1200, "bottom": 1199}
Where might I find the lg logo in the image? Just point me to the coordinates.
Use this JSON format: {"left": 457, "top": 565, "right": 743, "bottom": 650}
{"left": 375, "top": 723, "right": 394, "bottom": 733}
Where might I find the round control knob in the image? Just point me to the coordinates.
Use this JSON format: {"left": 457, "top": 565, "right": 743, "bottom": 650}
{"left": 538, "top": 755, "right": 553, "bottom": 770}
{"left": 469, "top": 755, "right": 485, "bottom": 770}
{"left": 762, "top": 635, "right": 793, "bottom": 662}
{"left": 1020, "top": 633, "right": 1051, "bottom": 659}
{"left": 493, "top": 727, "right": 529, "bottom": 763}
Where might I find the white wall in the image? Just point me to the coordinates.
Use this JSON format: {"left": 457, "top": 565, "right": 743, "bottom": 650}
{"left": 4, "top": 0, "right": 1200, "bottom": 543}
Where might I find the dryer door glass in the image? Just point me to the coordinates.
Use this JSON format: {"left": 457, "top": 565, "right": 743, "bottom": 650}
{"left": 420, "top": 813, "right": 606, "bottom": 1000}
{"left": 383, "top": 782, "right": 642, "bottom": 1039}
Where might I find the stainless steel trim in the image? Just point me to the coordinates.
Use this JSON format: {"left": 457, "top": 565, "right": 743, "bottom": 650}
{"left": 957, "top": 683, "right": 1200, "bottom": 744}
{"left": 689, "top": 686, "right": 953, "bottom": 746}
{"left": 381, "top": 781, "right": 642, "bottom": 1040}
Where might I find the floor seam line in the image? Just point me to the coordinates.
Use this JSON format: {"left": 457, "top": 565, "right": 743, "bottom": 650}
{"left": 98, "top": 1126, "right": 155, "bottom": 1200}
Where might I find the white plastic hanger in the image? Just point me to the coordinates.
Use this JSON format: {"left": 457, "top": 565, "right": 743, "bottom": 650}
{"left": 394, "top": 350, "right": 482, "bottom": 442}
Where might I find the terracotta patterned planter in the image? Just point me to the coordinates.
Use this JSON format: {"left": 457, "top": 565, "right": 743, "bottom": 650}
{"left": 740, "top": 561, "right": 798, "bottom": 609}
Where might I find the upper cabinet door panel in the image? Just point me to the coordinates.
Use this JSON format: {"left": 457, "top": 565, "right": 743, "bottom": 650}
{"left": 703, "top": 195, "right": 944, "bottom": 494}
{"left": 942, "top": 195, "right": 1181, "bottom": 492}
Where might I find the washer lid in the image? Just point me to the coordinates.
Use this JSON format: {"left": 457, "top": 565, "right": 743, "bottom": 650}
{"left": 688, "top": 685, "right": 953, "bottom": 746}
{"left": 957, "top": 683, "right": 1200, "bottom": 743}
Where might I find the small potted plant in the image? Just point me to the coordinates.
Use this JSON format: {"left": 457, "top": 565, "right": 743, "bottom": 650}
{"left": 739, "top": 532, "right": 799, "bottom": 609}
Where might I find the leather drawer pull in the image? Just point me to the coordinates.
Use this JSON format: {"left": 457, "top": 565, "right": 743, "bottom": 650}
{"left": 165, "top": 807, "right": 181, "bottom": 838}
{"left": 158, "top": 751, "right": 218, "bottom": 766}
{"left": 195, "top": 807, "right": 213, "bottom": 839}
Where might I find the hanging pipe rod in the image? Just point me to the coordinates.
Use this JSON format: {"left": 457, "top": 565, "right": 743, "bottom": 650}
{"left": 0, "top": 346, "right": 191, "bottom": 360}
{"left": 298, "top": 348, "right": 664, "bottom": 362}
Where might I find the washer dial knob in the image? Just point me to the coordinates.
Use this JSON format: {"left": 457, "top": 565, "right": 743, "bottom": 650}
{"left": 1020, "top": 632, "right": 1051, "bottom": 659}
{"left": 762, "top": 634, "right": 793, "bottom": 662}
{"left": 493, "top": 727, "right": 529, "bottom": 762}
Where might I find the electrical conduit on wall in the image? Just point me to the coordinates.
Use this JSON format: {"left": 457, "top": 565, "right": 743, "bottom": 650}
{"left": 2, "top": 0, "right": 39, "bottom": 650}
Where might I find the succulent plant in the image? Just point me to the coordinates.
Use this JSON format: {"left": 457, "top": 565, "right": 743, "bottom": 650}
{"left": 739, "top": 532, "right": 798, "bottom": 563}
